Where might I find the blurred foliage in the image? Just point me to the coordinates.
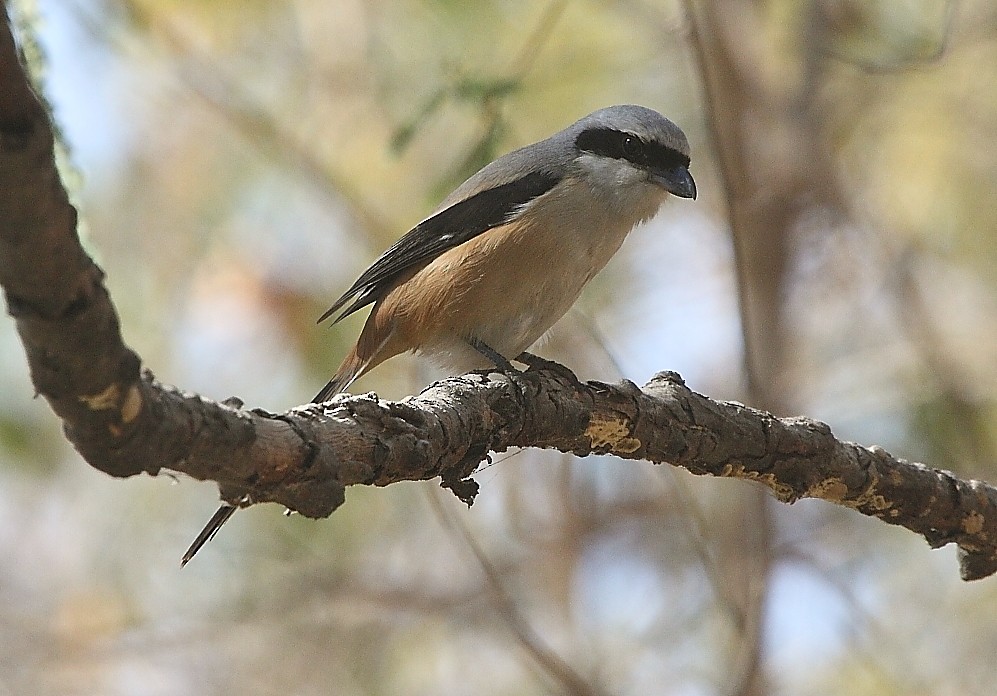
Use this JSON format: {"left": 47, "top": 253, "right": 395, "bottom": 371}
{"left": 823, "top": 0, "right": 954, "bottom": 68}
{"left": 1, "top": 0, "right": 996, "bottom": 695}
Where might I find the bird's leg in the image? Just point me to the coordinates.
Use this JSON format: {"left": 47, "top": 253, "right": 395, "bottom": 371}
{"left": 468, "top": 338, "right": 520, "bottom": 374}
{"left": 467, "top": 338, "right": 528, "bottom": 406}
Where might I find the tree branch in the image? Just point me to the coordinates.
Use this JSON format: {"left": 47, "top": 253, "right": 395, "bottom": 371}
{"left": 2, "top": 10, "right": 995, "bottom": 581}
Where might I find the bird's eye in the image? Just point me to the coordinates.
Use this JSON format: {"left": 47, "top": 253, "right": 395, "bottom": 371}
{"left": 621, "top": 134, "right": 641, "bottom": 161}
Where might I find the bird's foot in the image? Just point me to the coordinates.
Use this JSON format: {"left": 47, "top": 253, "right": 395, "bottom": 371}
{"left": 514, "top": 351, "right": 578, "bottom": 382}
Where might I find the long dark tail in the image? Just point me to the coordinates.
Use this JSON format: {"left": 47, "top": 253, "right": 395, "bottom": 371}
{"left": 181, "top": 345, "right": 375, "bottom": 566}
{"left": 180, "top": 504, "right": 237, "bottom": 567}
{"left": 312, "top": 345, "right": 367, "bottom": 403}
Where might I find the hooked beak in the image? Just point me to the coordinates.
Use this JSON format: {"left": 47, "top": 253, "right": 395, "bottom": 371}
{"left": 651, "top": 165, "right": 697, "bottom": 200}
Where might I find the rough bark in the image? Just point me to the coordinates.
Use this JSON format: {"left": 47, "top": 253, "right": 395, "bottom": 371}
{"left": 2, "top": 9, "right": 995, "bottom": 581}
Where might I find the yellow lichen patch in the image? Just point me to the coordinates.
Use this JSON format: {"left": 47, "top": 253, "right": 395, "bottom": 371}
{"left": 585, "top": 413, "right": 641, "bottom": 454}
{"left": 79, "top": 383, "right": 121, "bottom": 411}
{"left": 120, "top": 384, "right": 143, "bottom": 423}
{"left": 805, "top": 477, "right": 849, "bottom": 502}
{"left": 811, "top": 469, "right": 894, "bottom": 513}
{"left": 720, "top": 463, "right": 796, "bottom": 502}
{"left": 844, "top": 488, "right": 892, "bottom": 512}
{"left": 963, "top": 511, "right": 985, "bottom": 535}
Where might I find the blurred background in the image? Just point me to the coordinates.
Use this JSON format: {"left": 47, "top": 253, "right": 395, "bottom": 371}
{"left": 2, "top": 0, "right": 996, "bottom": 694}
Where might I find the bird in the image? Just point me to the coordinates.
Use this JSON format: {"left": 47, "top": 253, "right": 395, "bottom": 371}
{"left": 181, "top": 104, "right": 696, "bottom": 566}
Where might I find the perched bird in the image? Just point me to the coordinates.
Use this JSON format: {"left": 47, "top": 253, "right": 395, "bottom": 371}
{"left": 181, "top": 104, "right": 696, "bottom": 565}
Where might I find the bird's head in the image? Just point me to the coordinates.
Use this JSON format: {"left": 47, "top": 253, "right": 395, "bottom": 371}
{"left": 571, "top": 104, "right": 696, "bottom": 201}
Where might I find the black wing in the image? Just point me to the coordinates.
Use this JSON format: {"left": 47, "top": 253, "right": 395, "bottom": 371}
{"left": 318, "top": 170, "right": 560, "bottom": 324}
